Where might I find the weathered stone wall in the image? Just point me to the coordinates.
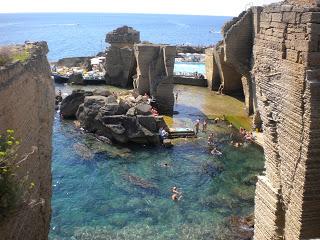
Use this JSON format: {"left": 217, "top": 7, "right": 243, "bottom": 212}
{"left": 0, "top": 42, "right": 54, "bottom": 240}
{"left": 252, "top": 2, "right": 320, "bottom": 239}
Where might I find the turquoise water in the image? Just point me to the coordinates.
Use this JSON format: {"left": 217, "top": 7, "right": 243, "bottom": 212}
{"left": 50, "top": 111, "right": 264, "bottom": 239}
{"left": 174, "top": 62, "right": 206, "bottom": 75}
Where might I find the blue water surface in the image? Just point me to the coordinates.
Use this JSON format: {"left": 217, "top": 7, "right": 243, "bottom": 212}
{"left": 0, "top": 13, "right": 230, "bottom": 61}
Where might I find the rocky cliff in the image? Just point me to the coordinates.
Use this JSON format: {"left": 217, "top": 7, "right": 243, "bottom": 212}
{"left": 206, "top": 0, "right": 320, "bottom": 239}
{"left": 0, "top": 42, "right": 54, "bottom": 240}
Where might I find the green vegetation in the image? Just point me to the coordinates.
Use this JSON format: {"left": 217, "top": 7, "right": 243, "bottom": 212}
{"left": 12, "top": 49, "right": 30, "bottom": 63}
{"left": 0, "top": 130, "right": 34, "bottom": 220}
{"left": 0, "top": 47, "right": 30, "bottom": 66}
{"left": 224, "top": 115, "right": 252, "bottom": 130}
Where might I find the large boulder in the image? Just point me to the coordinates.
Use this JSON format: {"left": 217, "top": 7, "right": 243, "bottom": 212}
{"left": 60, "top": 90, "right": 93, "bottom": 118}
{"left": 76, "top": 95, "right": 160, "bottom": 145}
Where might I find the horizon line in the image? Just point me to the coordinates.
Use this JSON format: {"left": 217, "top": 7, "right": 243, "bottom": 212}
{"left": 0, "top": 11, "right": 235, "bottom": 18}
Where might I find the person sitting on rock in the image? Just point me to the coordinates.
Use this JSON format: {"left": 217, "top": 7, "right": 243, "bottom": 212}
{"left": 151, "top": 107, "right": 159, "bottom": 116}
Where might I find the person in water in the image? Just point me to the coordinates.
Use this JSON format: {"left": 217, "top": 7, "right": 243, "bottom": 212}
{"left": 211, "top": 147, "right": 222, "bottom": 156}
{"left": 195, "top": 119, "right": 200, "bottom": 135}
{"left": 202, "top": 119, "right": 208, "bottom": 132}
{"left": 171, "top": 186, "right": 182, "bottom": 201}
{"left": 208, "top": 133, "right": 214, "bottom": 146}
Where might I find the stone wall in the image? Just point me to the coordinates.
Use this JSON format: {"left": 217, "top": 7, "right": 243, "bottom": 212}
{"left": 0, "top": 42, "right": 54, "bottom": 240}
{"left": 205, "top": 1, "right": 320, "bottom": 238}
{"left": 251, "top": 2, "right": 320, "bottom": 239}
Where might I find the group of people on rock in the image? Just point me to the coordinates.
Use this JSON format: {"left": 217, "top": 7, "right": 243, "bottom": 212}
{"left": 240, "top": 127, "right": 254, "bottom": 142}
{"left": 230, "top": 127, "right": 255, "bottom": 148}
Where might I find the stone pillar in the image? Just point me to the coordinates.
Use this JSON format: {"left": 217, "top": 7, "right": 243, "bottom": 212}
{"left": 105, "top": 26, "right": 140, "bottom": 87}
{"left": 205, "top": 47, "right": 220, "bottom": 91}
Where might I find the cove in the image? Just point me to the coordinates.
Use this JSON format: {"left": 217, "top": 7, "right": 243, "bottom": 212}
{"left": 50, "top": 84, "right": 264, "bottom": 239}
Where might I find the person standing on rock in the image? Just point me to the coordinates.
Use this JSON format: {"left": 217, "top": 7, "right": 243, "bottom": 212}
{"left": 175, "top": 91, "right": 179, "bottom": 103}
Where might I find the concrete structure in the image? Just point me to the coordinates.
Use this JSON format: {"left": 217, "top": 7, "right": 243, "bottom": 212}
{"left": 0, "top": 42, "right": 54, "bottom": 239}
{"left": 206, "top": 0, "right": 320, "bottom": 239}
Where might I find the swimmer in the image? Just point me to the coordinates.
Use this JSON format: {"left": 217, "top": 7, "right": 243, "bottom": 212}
{"left": 171, "top": 186, "right": 180, "bottom": 194}
{"left": 211, "top": 148, "right": 222, "bottom": 156}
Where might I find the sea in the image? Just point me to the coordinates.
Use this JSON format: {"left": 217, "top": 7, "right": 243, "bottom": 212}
{"left": 0, "top": 13, "right": 265, "bottom": 240}
{"left": 0, "top": 13, "right": 230, "bottom": 61}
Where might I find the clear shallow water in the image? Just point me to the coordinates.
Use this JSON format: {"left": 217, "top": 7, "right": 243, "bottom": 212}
{"left": 0, "top": 13, "right": 231, "bottom": 61}
{"left": 50, "top": 85, "right": 264, "bottom": 239}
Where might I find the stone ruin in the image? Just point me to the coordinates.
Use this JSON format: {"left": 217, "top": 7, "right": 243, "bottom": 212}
{"left": 205, "top": 0, "right": 320, "bottom": 239}
{"left": 104, "top": 26, "right": 176, "bottom": 115}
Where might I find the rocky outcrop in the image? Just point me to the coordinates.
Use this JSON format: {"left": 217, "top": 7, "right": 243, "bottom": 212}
{"left": 205, "top": 48, "right": 220, "bottom": 90}
{"left": 134, "top": 44, "right": 176, "bottom": 115}
{"left": 104, "top": 26, "right": 139, "bottom": 88}
{"left": 104, "top": 26, "right": 176, "bottom": 114}
{"left": 60, "top": 90, "right": 93, "bottom": 118}
{"left": 0, "top": 42, "right": 54, "bottom": 240}
{"left": 55, "top": 56, "right": 92, "bottom": 70}
{"left": 60, "top": 90, "right": 162, "bottom": 145}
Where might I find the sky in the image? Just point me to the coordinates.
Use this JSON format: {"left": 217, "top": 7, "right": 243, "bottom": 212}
{"left": 1, "top": 0, "right": 280, "bottom": 16}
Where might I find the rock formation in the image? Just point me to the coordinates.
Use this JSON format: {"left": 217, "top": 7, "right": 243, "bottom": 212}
{"left": 105, "top": 26, "right": 139, "bottom": 88}
{"left": 61, "top": 90, "right": 165, "bottom": 145}
{"left": 205, "top": 48, "right": 220, "bottom": 90}
{"left": 0, "top": 42, "right": 54, "bottom": 240}
{"left": 104, "top": 26, "right": 176, "bottom": 115}
{"left": 207, "top": 0, "right": 320, "bottom": 239}
{"left": 134, "top": 44, "right": 176, "bottom": 115}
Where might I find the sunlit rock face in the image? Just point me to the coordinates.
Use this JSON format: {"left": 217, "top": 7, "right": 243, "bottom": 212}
{"left": 0, "top": 42, "right": 54, "bottom": 240}
{"left": 205, "top": 1, "right": 320, "bottom": 239}
{"left": 134, "top": 44, "right": 176, "bottom": 115}
{"left": 105, "top": 26, "right": 140, "bottom": 88}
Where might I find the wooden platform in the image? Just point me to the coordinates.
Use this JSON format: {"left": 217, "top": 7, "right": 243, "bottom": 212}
{"left": 168, "top": 127, "right": 196, "bottom": 139}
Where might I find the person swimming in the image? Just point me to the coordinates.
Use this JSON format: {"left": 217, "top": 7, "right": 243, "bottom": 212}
{"left": 211, "top": 147, "right": 222, "bottom": 156}
{"left": 171, "top": 186, "right": 182, "bottom": 201}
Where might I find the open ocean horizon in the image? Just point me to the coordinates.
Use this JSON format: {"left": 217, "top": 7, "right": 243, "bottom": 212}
{"left": 0, "top": 13, "right": 231, "bottom": 61}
